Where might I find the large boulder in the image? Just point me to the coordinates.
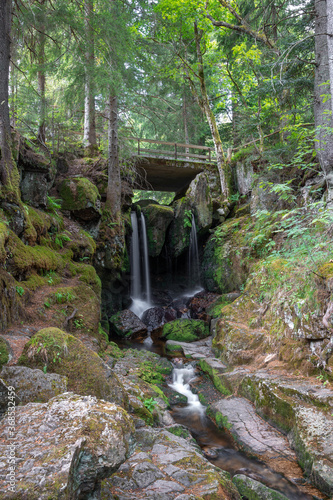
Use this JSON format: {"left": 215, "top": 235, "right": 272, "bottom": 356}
{"left": 141, "top": 203, "right": 174, "bottom": 257}
{"left": 162, "top": 318, "right": 209, "bottom": 343}
{"left": 59, "top": 177, "right": 101, "bottom": 221}
{"left": 110, "top": 309, "right": 148, "bottom": 340}
{"left": 18, "top": 328, "right": 128, "bottom": 408}
{"left": 0, "top": 393, "right": 135, "bottom": 499}
{"left": 0, "top": 366, "right": 67, "bottom": 404}
{"left": 233, "top": 475, "right": 289, "bottom": 500}
{"left": 202, "top": 216, "right": 252, "bottom": 293}
{"left": 186, "top": 172, "right": 213, "bottom": 234}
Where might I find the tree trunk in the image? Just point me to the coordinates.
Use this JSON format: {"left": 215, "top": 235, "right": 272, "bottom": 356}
{"left": 83, "top": 0, "right": 97, "bottom": 152}
{"left": 183, "top": 91, "right": 190, "bottom": 155}
{"left": 314, "top": 0, "right": 333, "bottom": 196}
{"left": 193, "top": 23, "right": 230, "bottom": 200}
{"left": 106, "top": 95, "right": 121, "bottom": 219}
{"left": 0, "top": 0, "right": 19, "bottom": 201}
{"left": 37, "top": 0, "right": 46, "bottom": 144}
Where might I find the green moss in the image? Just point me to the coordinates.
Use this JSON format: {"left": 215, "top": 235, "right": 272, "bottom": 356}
{"left": 8, "top": 231, "right": 67, "bottom": 276}
{"left": 0, "top": 222, "right": 9, "bottom": 264}
{"left": 199, "top": 359, "right": 231, "bottom": 396}
{"left": 319, "top": 262, "right": 333, "bottom": 278}
{"left": 162, "top": 319, "right": 209, "bottom": 342}
{"left": 167, "top": 426, "right": 191, "bottom": 439}
{"left": 59, "top": 177, "right": 100, "bottom": 211}
{"left": 17, "top": 328, "right": 126, "bottom": 407}
{"left": 0, "top": 337, "right": 9, "bottom": 369}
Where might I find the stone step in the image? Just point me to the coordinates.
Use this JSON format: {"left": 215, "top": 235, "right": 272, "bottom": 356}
{"left": 165, "top": 336, "right": 214, "bottom": 359}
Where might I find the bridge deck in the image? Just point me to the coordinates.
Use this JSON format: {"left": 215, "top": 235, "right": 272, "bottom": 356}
{"left": 129, "top": 137, "right": 216, "bottom": 193}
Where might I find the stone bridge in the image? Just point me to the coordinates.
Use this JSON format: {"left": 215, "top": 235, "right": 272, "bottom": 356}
{"left": 129, "top": 137, "right": 217, "bottom": 193}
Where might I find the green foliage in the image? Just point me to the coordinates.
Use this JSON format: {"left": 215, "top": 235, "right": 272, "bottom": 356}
{"left": 183, "top": 209, "right": 192, "bottom": 228}
{"left": 54, "top": 232, "right": 71, "bottom": 249}
{"left": 15, "top": 285, "right": 25, "bottom": 297}
{"left": 143, "top": 397, "right": 158, "bottom": 412}
{"left": 54, "top": 291, "right": 74, "bottom": 304}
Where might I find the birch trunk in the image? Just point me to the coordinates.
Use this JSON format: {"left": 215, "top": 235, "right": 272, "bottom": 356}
{"left": 314, "top": 0, "right": 333, "bottom": 193}
{"left": 106, "top": 95, "right": 121, "bottom": 219}
{"left": 183, "top": 92, "right": 190, "bottom": 155}
{"left": 83, "top": 0, "right": 97, "bottom": 152}
{"left": 37, "top": 0, "right": 46, "bottom": 144}
{"left": 194, "top": 23, "right": 230, "bottom": 200}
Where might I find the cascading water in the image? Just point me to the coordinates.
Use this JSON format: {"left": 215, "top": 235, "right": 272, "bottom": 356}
{"left": 129, "top": 212, "right": 152, "bottom": 318}
{"left": 169, "top": 364, "right": 204, "bottom": 412}
{"left": 169, "top": 362, "right": 313, "bottom": 500}
{"left": 188, "top": 213, "right": 202, "bottom": 293}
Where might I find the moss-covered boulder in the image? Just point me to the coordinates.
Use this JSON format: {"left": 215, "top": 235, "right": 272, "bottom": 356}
{"left": 141, "top": 203, "right": 174, "bottom": 257}
{"left": 162, "top": 318, "right": 209, "bottom": 342}
{"left": 59, "top": 177, "right": 101, "bottom": 221}
{"left": 166, "top": 197, "right": 192, "bottom": 257}
{"left": 186, "top": 172, "right": 213, "bottom": 233}
{"left": 233, "top": 474, "right": 289, "bottom": 500}
{"left": 0, "top": 337, "right": 9, "bottom": 369}
{"left": 202, "top": 216, "right": 252, "bottom": 293}
{"left": 0, "top": 270, "right": 24, "bottom": 330}
{"left": 18, "top": 328, "right": 128, "bottom": 408}
{"left": 0, "top": 366, "right": 67, "bottom": 403}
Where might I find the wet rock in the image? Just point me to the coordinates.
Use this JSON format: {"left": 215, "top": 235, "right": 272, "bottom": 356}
{"left": 233, "top": 474, "right": 289, "bottom": 500}
{"left": 0, "top": 366, "right": 67, "bottom": 404}
{"left": 110, "top": 309, "right": 148, "bottom": 340}
{"left": 188, "top": 291, "right": 221, "bottom": 321}
{"left": 59, "top": 177, "right": 102, "bottom": 221}
{"left": 142, "top": 307, "right": 167, "bottom": 332}
{"left": 166, "top": 337, "right": 214, "bottom": 360}
{"left": 162, "top": 319, "right": 209, "bottom": 343}
{"left": 208, "top": 397, "right": 295, "bottom": 459}
{"left": 141, "top": 204, "right": 174, "bottom": 257}
{"left": 101, "top": 427, "right": 240, "bottom": 499}
{"left": 0, "top": 393, "right": 135, "bottom": 499}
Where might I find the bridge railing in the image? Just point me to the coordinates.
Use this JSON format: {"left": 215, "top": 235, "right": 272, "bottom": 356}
{"left": 126, "top": 137, "right": 216, "bottom": 162}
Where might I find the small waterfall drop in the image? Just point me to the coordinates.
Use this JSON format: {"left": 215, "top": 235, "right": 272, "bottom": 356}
{"left": 169, "top": 364, "right": 204, "bottom": 412}
{"left": 188, "top": 214, "right": 202, "bottom": 293}
{"left": 129, "top": 211, "right": 152, "bottom": 318}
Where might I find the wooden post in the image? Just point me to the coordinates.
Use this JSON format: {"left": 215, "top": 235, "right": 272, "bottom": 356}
{"left": 138, "top": 138, "right": 140, "bottom": 155}
{"left": 175, "top": 143, "right": 177, "bottom": 159}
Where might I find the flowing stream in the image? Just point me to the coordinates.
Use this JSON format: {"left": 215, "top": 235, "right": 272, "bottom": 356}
{"left": 169, "top": 363, "right": 314, "bottom": 500}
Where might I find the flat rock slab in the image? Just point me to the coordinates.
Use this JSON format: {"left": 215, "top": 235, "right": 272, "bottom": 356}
{"left": 210, "top": 397, "right": 295, "bottom": 459}
{"left": 166, "top": 337, "right": 214, "bottom": 359}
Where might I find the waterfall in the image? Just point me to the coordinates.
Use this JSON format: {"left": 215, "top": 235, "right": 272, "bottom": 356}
{"left": 129, "top": 211, "right": 152, "bottom": 318}
{"left": 130, "top": 212, "right": 141, "bottom": 300}
{"left": 141, "top": 212, "right": 151, "bottom": 304}
{"left": 188, "top": 214, "right": 201, "bottom": 292}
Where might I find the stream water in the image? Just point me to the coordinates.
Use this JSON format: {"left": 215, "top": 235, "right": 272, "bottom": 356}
{"left": 169, "top": 363, "right": 315, "bottom": 500}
